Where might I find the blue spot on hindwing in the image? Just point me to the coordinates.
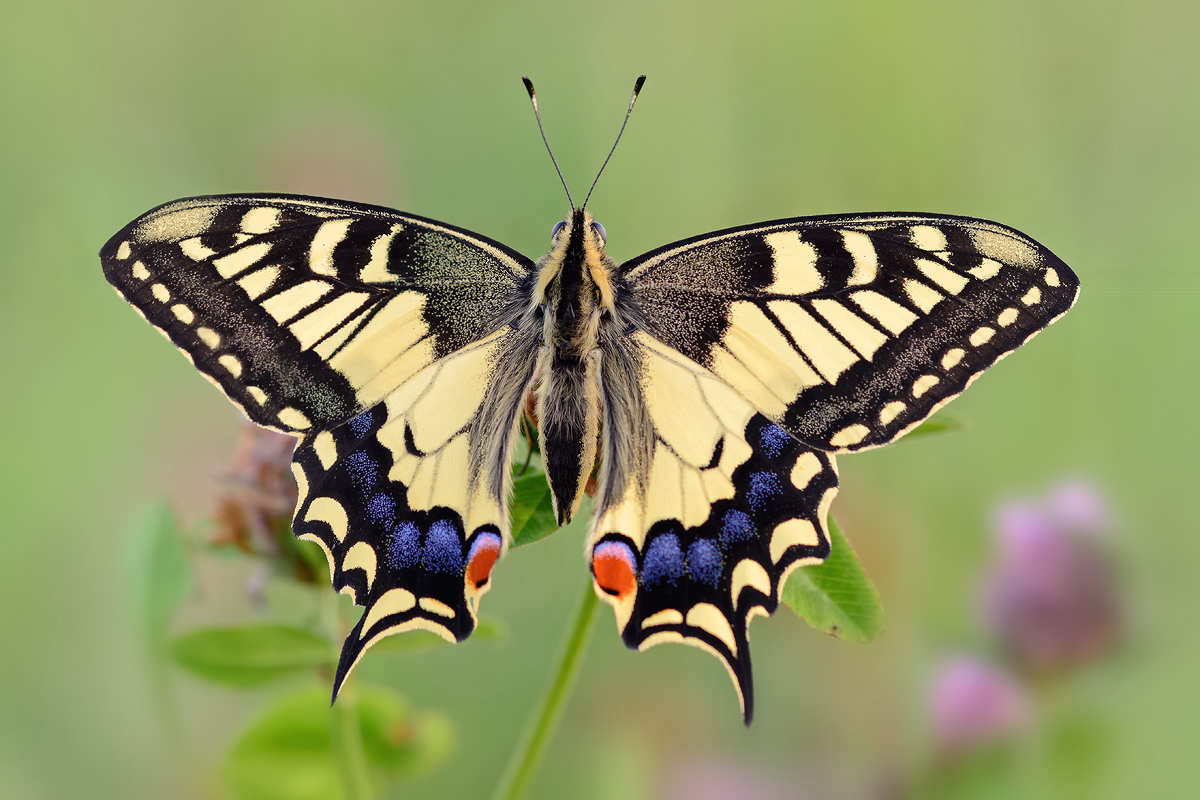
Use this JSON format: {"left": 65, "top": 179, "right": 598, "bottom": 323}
{"left": 387, "top": 521, "right": 420, "bottom": 569}
{"left": 759, "top": 424, "right": 789, "bottom": 458}
{"left": 365, "top": 493, "right": 395, "bottom": 527}
{"left": 720, "top": 510, "right": 755, "bottom": 547}
{"left": 347, "top": 409, "right": 374, "bottom": 440}
{"left": 641, "top": 533, "right": 685, "bottom": 588}
{"left": 747, "top": 472, "right": 782, "bottom": 512}
{"left": 422, "top": 520, "right": 464, "bottom": 574}
{"left": 687, "top": 539, "right": 723, "bottom": 588}
{"left": 343, "top": 451, "right": 377, "bottom": 495}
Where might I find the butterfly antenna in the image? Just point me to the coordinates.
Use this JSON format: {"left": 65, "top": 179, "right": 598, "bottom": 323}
{"left": 582, "top": 75, "right": 646, "bottom": 209}
{"left": 523, "top": 77, "right": 574, "bottom": 210}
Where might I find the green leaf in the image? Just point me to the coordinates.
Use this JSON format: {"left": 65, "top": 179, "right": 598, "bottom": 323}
{"left": 356, "top": 685, "right": 455, "bottom": 778}
{"left": 224, "top": 683, "right": 454, "bottom": 800}
{"left": 781, "top": 515, "right": 883, "bottom": 643}
{"left": 369, "top": 616, "right": 508, "bottom": 655}
{"left": 509, "top": 470, "right": 559, "bottom": 548}
{"left": 168, "top": 624, "right": 334, "bottom": 687}
{"left": 125, "top": 501, "right": 192, "bottom": 646}
{"left": 905, "top": 412, "right": 966, "bottom": 440}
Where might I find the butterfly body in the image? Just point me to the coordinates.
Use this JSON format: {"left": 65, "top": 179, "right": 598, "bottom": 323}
{"left": 531, "top": 207, "right": 622, "bottom": 524}
{"left": 102, "top": 186, "right": 1077, "bottom": 723}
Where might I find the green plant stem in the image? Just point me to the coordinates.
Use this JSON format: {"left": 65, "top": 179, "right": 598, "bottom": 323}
{"left": 331, "top": 682, "right": 374, "bottom": 800}
{"left": 327, "top": 592, "right": 374, "bottom": 800}
{"left": 493, "top": 580, "right": 600, "bottom": 800}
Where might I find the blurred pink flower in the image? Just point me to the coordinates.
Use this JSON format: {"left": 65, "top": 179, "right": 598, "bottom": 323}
{"left": 981, "top": 479, "right": 1119, "bottom": 673}
{"left": 930, "top": 656, "right": 1030, "bottom": 756}
{"left": 1045, "top": 478, "right": 1111, "bottom": 535}
{"left": 993, "top": 500, "right": 1063, "bottom": 564}
{"left": 663, "top": 757, "right": 792, "bottom": 800}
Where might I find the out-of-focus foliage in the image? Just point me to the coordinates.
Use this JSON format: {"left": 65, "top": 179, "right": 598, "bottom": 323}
{"left": 126, "top": 502, "right": 193, "bottom": 648}
{"left": 168, "top": 624, "right": 335, "bottom": 687}
{"left": 224, "top": 683, "right": 454, "bottom": 800}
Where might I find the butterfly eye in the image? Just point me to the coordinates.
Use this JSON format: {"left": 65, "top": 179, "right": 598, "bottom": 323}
{"left": 591, "top": 221, "right": 606, "bottom": 244}
{"left": 551, "top": 220, "right": 566, "bottom": 242}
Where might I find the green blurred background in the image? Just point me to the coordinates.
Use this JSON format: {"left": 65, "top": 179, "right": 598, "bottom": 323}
{"left": 2, "top": 0, "right": 1196, "bottom": 797}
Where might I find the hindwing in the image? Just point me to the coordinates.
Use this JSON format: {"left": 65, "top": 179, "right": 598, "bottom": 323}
{"left": 291, "top": 327, "right": 536, "bottom": 695}
{"left": 100, "top": 194, "right": 533, "bottom": 434}
{"left": 589, "top": 332, "right": 838, "bottom": 723}
{"left": 623, "top": 213, "right": 1079, "bottom": 452}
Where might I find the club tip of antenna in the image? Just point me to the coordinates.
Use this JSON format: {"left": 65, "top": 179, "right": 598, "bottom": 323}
{"left": 522, "top": 76, "right": 535, "bottom": 99}
{"left": 634, "top": 75, "right": 646, "bottom": 94}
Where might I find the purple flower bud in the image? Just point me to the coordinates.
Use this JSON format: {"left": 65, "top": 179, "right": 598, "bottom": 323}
{"left": 930, "top": 656, "right": 1029, "bottom": 756}
{"left": 993, "top": 500, "right": 1066, "bottom": 564}
{"left": 1046, "top": 478, "right": 1110, "bottom": 535}
{"left": 981, "top": 480, "right": 1119, "bottom": 673}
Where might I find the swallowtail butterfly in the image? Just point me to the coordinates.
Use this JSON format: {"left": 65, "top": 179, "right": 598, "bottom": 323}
{"left": 100, "top": 77, "right": 1078, "bottom": 723}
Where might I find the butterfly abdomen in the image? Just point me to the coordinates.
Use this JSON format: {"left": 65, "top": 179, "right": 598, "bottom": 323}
{"left": 537, "top": 349, "right": 601, "bottom": 524}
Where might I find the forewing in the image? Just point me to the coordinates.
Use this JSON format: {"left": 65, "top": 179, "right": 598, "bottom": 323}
{"left": 623, "top": 213, "right": 1078, "bottom": 451}
{"left": 589, "top": 332, "right": 838, "bottom": 723}
{"left": 100, "top": 194, "right": 533, "bottom": 434}
{"left": 291, "top": 327, "right": 537, "bottom": 697}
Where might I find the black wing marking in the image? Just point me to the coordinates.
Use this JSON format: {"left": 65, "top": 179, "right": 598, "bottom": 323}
{"left": 622, "top": 213, "right": 1078, "bottom": 452}
{"left": 101, "top": 194, "right": 533, "bottom": 434}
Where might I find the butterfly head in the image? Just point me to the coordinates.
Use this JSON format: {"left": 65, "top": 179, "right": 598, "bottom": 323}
{"left": 551, "top": 216, "right": 605, "bottom": 248}
{"left": 523, "top": 74, "right": 642, "bottom": 328}
{"left": 534, "top": 208, "right": 617, "bottom": 320}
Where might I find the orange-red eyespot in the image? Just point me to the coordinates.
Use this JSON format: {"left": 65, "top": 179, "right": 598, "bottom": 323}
{"left": 591, "top": 540, "right": 638, "bottom": 599}
{"left": 466, "top": 532, "right": 502, "bottom": 588}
